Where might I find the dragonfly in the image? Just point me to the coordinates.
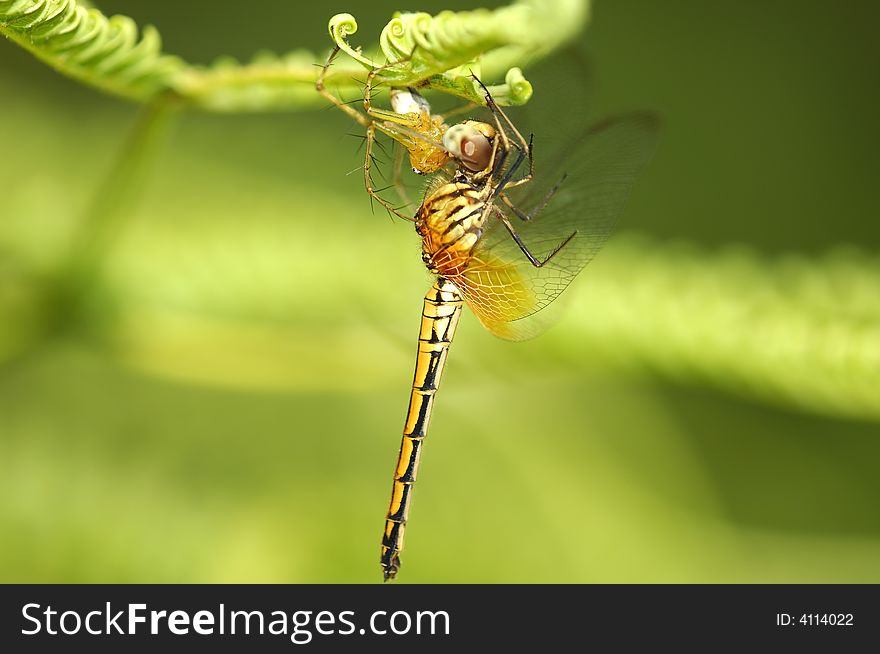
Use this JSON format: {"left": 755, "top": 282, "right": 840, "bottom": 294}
{"left": 316, "top": 53, "right": 658, "bottom": 580}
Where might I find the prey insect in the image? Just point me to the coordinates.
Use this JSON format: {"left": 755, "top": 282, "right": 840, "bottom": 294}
{"left": 316, "top": 54, "right": 658, "bottom": 580}
{"left": 317, "top": 46, "right": 458, "bottom": 218}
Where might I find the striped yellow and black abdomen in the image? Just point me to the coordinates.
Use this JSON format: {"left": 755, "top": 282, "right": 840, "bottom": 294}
{"left": 381, "top": 278, "right": 463, "bottom": 581}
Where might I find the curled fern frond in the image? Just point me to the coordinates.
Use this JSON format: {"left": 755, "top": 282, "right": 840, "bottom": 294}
{"left": 0, "top": 0, "right": 182, "bottom": 101}
{"left": 329, "top": 0, "right": 590, "bottom": 105}
{"left": 2, "top": 0, "right": 588, "bottom": 110}
{"left": 328, "top": 13, "right": 373, "bottom": 69}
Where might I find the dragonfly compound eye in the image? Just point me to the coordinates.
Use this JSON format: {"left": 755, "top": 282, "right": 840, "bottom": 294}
{"left": 442, "top": 123, "right": 493, "bottom": 172}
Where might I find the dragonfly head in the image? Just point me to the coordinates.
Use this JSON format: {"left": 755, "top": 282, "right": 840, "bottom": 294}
{"left": 443, "top": 121, "right": 495, "bottom": 173}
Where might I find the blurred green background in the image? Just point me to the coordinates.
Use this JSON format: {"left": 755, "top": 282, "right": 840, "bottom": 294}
{"left": 2, "top": 0, "right": 879, "bottom": 583}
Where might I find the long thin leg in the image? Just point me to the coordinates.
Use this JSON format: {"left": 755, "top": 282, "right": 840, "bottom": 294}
{"left": 364, "top": 59, "right": 424, "bottom": 127}
{"left": 315, "top": 46, "right": 370, "bottom": 127}
{"left": 491, "top": 205, "right": 576, "bottom": 268}
{"left": 470, "top": 98, "right": 516, "bottom": 188}
{"left": 317, "top": 48, "right": 422, "bottom": 138}
{"left": 362, "top": 60, "right": 455, "bottom": 177}
{"left": 316, "top": 49, "right": 414, "bottom": 220}
{"left": 364, "top": 123, "right": 412, "bottom": 221}
{"left": 473, "top": 76, "right": 532, "bottom": 158}
{"left": 470, "top": 130, "right": 513, "bottom": 226}
{"left": 361, "top": 56, "right": 463, "bottom": 129}
{"left": 471, "top": 75, "right": 535, "bottom": 189}
{"left": 486, "top": 142, "right": 526, "bottom": 201}
{"left": 470, "top": 121, "right": 525, "bottom": 227}
{"left": 374, "top": 122, "right": 446, "bottom": 154}
{"left": 500, "top": 172, "right": 569, "bottom": 222}
{"left": 500, "top": 133, "right": 534, "bottom": 191}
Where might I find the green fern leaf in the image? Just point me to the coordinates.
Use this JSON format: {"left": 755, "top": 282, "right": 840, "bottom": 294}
{"left": 0, "top": 0, "right": 183, "bottom": 101}
{"left": 329, "top": 0, "right": 589, "bottom": 106}
{"left": 2, "top": 0, "right": 590, "bottom": 110}
{"left": 173, "top": 49, "right": 333, "bottom": 112}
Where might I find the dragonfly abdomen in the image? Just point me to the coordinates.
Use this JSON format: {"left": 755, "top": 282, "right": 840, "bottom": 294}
{"left": 417, "top": 181, "right": 486, "bottom": 277}
{"left": 381, "top": 278, "right": 463, "bottom": 581}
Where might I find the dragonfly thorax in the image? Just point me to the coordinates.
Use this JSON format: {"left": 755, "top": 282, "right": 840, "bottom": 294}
{"left": 416, "top": 180, "right": 488, "bottom": 277}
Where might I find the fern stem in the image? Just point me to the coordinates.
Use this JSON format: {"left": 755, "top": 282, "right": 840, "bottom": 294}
{"left": 57, "top": 96, "right": 178, "bottom": 328}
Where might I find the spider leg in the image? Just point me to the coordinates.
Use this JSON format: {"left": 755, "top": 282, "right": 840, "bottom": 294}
{"left": 315, "top": 46, "right": 370, "bottom": 127}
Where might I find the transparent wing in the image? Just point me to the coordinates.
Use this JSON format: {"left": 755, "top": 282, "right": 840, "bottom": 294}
{"left": 449, "top": 112, "right": 659, "bottom": 340}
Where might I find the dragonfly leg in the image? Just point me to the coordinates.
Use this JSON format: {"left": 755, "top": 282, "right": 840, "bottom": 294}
{"left": 472, "top": 75, "right": 535, "bottom": 188}
{"left": 492, "top": 205, "right": 577, "bottom": 268}
{"left": 315, "top": 46, "right": 370, "bottom": 127}
{"left": 500, "top": 133, "right": 534, "bottom": 190}
{"left": 487, "top": 142, "right": 526, "bottom": 199}
{"left": 471, "top": 138, "right": 524, "bottom": 233}
{"left": 500, "top": 172, "right": 569, "bottom": 222}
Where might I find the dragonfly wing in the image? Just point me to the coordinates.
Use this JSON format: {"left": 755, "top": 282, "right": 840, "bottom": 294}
{"left": 451, "top": 112, "right": 659, "bottom": 340}
{"left": 446, "top": 249, "right": 537, "bottom": 340}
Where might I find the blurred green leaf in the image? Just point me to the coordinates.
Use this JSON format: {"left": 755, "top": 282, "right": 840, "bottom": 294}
{"left": 0, "top": 0, "right": 182, "bottom": 100}
{"left": 3, "top": 0, "right": 880, "bottom": 585}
